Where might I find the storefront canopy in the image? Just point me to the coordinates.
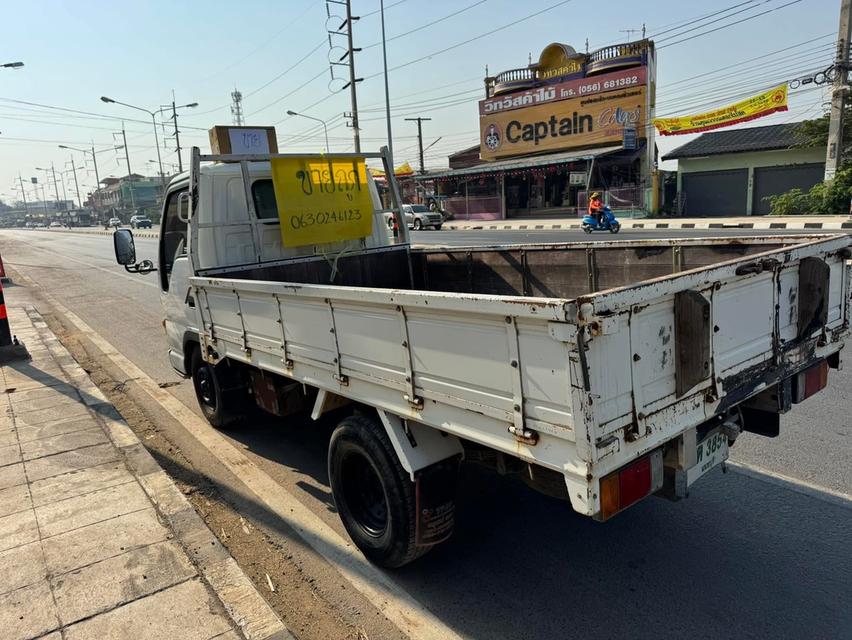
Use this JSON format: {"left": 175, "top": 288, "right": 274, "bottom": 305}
{"left": 418, "top": 146, "right": 623, "bottom": 181}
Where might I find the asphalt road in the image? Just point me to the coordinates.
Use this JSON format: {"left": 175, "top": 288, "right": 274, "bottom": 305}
{"left": 1, "top": 228, "right": 850, "bottom": 640}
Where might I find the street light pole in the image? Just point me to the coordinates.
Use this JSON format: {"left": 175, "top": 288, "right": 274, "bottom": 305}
{"left": 59, "top": 143, "right": 103, "bottom": 211}
{"left": 100, "top": 96, "right": 165, "bottom": 189}
{"left": 286, "top": 110, "right": 330, "bottom": 152}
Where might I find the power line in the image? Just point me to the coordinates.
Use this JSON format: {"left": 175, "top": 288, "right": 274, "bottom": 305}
{"left": 658, "top": 0, "right": 803, "bottom": 49}
{"left": 361, "top": 0, "right": 490, "bottom": 49}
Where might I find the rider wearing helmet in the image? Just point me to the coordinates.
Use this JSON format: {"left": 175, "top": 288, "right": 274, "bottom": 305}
{"left": 588, "top": 191, "right": 604, "bottom": 225}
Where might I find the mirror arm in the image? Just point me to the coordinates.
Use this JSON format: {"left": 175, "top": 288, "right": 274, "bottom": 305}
{"left": 124, "top": 262, "right": 157, "bottom": 274}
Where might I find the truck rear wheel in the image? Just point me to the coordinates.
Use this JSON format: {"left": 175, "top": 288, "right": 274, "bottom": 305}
{"left": 328, "top": 414, "right": 431, "bottom": 568}
{"left": 190, "top": 349, "right": 244, "bottom": 430}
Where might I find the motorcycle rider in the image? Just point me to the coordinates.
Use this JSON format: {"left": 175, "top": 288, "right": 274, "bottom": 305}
{"left": 588, "top": 191, "right": 605, "bottom": 226}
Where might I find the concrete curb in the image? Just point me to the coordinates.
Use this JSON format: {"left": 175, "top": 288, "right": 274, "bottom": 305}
{"left": 22, "top": 306, "right": 292, "bottom": 640}
{"left": 444, "top": 220, "right": 852, "bottom": 231}
{"left": 25, "top": 228, "right": 160, "bottom": 239}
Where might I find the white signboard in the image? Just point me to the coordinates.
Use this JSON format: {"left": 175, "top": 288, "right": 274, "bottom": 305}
{"left": 569, "top": 172, "right": 586, "bottom": 185}
{"left": 228, "top": 128, "right": 271, "bottom": 154}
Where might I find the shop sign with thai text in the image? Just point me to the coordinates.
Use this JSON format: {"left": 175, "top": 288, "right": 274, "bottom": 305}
{"left": 479, "top": 67, "right": 647, "bottom": 116}
{"left": 480, "top": 87, "right": 647, "bottom": 160}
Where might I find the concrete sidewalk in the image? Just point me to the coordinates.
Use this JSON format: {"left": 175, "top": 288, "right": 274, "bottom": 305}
{"left": 0, "top": 305, "right": 291, "bottom": 640}
{"left": 443, "top": 215, "right": 852, "bottom": 231}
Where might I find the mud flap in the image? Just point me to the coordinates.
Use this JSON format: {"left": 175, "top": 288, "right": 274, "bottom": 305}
{"left": 414, "top": 457, "right": 460, "bottom": 546}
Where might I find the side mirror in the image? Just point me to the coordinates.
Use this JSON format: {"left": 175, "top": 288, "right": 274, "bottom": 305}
{"left": 113, "top": 229, "right": 156, "bottom": 274}
{"left": 114, "top": 229, "right": 136, "bottom": 265}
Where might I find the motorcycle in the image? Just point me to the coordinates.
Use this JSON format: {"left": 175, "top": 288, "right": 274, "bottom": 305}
{"left": 582, "top": 206, "right": 620, "bottom": 234}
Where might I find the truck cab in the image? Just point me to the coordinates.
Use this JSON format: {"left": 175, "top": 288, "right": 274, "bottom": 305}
{"left": 155, "top": 161, "right": 392, "bottom": 377}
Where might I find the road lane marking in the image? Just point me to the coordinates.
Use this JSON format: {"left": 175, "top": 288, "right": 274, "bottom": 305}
{"left": 728, "top": 461, "right": 852, "bottom": 509}
{"left": 2, "top": 234, "right": 159, "bottom": 289}
{"left": 13, "top": 270, "right": 464, "bottom": 640}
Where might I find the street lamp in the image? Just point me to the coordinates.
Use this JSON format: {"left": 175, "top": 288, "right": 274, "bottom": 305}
{"left": 1, "top": 62, "right": 23, "bottom": 69}
{"left": 100, "top": 96, "right": 165, "bottom": 188}
{"left": 287, "top": 110, "right": 330, "bottom": 153}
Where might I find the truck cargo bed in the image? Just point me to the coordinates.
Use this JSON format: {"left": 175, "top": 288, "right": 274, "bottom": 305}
{"left": 191, "top": 234, "right": 851, "bottom": 517}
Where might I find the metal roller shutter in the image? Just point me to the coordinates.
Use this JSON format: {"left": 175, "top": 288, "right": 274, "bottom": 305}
{"left": 752, "top": 163, "right": 825, "bottom": 216}
{"left": 682, "top": 169, "right": 748, "bottom": 217}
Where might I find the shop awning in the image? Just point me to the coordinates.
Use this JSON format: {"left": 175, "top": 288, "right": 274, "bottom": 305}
{"left": 418, "top": 145, "right": 623, "bottom": 181}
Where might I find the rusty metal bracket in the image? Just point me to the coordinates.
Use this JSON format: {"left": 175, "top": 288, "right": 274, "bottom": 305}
{"left": 396, "top": 305, "right": 422, "bottom": 409}
{"left": 273, "top": 294, "right": 294, "bottom": 370}
{"left": 233, "top": 289, "right": 250, "bottom": 355}
{"left": 505, "top": 315, "right": 530, "bottom": 442}
{"left": 325, "top": 298, "right": 348, "bottom": 386}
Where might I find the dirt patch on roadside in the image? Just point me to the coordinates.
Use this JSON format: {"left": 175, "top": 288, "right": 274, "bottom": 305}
{"left": 40, "top": 309, "right": 376, "bottom": 640}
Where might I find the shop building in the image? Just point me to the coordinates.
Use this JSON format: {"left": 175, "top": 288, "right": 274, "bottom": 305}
{"left": 663, "top": 123, "right": 825, "bottom": 216}
{"left": 417, "top": 41, "right": 659, "bottom": 219}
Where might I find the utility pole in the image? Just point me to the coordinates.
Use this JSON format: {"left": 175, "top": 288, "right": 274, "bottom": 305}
{"left": 825, "top": 0, "right": 852, "bottom": 180}
{"left": 70, "top": 157, "right": 81, "bottom": 208}
{"left": 344, "top": 0, "right": 361, "bottom": 152}
{"left": 328, "top": 0, "right": 362, "bottom": 152}
{"left": 171, "top": 99, "right": 184, "bottom": 173}
{"left": 404, "top": 117, "right": 432, "bottom": 174}
{"left": 17, "top": 174, "right": 28, "bottom": 215}
{"left": 91, "top": 142, "right": 101, "bottom": 210}
{"left": 121, "top": 125, "right": 136, "bottom": 211}
{"left": 50, "top": 163, "right": 60, "bottom": 209}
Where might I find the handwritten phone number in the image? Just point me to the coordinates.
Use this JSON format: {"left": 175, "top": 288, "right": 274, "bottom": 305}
{"left": 578, "top": 75, "right": 640, "bottom": 95}
{"left": 288, "top": 208, "right": 363, "bottom": 229}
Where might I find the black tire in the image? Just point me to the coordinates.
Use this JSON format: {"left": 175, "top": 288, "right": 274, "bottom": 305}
{"left": 413, "top": 218, "right": 423, "bottom": 230}
{"left": 433, "top": 224, "right": 442, "bottom": 231}
{"left": 609, "top": 223, "right": 620, "bottom": 234}
{"left": 582, "top": 224, "right": 593, "bottom": 234}
{"left": 328, "top": 414, "right": 430, "bottom": 568}
{"left": 190, "top": 349, "right": 244, "bottom": 429}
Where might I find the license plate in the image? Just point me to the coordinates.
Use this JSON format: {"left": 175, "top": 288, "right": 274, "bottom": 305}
{"left": 686, "top": 428, "right": 728, "bottom": 487}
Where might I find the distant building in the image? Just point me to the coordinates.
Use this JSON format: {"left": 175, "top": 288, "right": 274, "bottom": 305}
{"left": 91, "top": 174, "right": 162, "bottom": 216}
{"left": 663, "top": 123, "right": 825, "bottom": 217}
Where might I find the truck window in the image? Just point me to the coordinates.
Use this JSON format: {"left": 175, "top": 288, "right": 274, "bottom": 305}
{"left": 159, "top": 187, "right": 188, "bottom": 291}
{"left": 251, "top": 180, "right": 279, "bottom": 220}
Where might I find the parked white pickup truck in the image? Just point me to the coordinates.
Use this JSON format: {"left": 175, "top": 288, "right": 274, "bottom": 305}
{"left": 114, "top": 147, "right": 852, "bottom": 568}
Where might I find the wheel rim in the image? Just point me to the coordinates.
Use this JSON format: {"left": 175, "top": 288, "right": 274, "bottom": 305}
{"left": 195, "top": 364, "right": 217, "bottom": 410}
{"left": 413, "top": 219, "right": 422, "bottom": 230}
{"left": 341, "top": 451, "right": 388, "bottom": 538}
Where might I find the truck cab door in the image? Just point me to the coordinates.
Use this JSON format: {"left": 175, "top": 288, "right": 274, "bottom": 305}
{"left": 158, "top": 186, "right": 197, "bottom": 375}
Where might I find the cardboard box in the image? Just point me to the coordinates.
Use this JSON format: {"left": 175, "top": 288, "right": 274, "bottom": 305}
{"left": 208, "top": 126, "right": 279, "bottom": 155}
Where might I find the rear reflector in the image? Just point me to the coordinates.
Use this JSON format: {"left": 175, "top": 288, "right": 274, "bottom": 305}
{"left": 793, "top": 360, "right": 829, "bottom": 404}
{"left": 599, "top": 449, "right": 663, "bottom": 521}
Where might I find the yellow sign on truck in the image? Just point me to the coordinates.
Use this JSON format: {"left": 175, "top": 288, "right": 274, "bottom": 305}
{"left": 270, "top": 156, "right": 374, "bottom": 247}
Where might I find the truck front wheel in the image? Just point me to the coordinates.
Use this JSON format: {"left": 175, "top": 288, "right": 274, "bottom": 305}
{"left": 190, "top": 349, "right": 244, "bottom": 429}
{"left": 328, "top": 414, "right": 431, "bottom": 568}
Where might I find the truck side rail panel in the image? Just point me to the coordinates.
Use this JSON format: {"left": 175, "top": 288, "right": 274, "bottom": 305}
{"left": 190, "top": 277, "right": 592, "bottom": 510}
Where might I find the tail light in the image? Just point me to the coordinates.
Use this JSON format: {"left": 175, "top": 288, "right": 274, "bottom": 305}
{"left": 792, "top": 360, "right": 829, "bottom": 404}
{"left": 599, "top": 449, "right": 663, "bottom": 521}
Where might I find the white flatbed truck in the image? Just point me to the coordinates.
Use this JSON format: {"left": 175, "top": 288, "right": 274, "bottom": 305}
{"left": 113, "top": 147, "right": 852, "bottom": 567}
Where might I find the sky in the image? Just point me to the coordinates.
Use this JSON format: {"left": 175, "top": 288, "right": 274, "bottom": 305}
{"left": 0, "top": 0, "right": 839, "bottom": 206}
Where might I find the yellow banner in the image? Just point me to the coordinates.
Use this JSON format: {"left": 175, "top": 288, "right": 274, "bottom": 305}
{"left": 270, "top": 156, "right": 374, "bottom": 247}
{"left": 653, "top": 83, "right": 788, "bottom": 136}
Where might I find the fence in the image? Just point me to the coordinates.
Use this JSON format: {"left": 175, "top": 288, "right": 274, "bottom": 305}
{"left": 444, "top": 196, "right": 502, "bottom": 220}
